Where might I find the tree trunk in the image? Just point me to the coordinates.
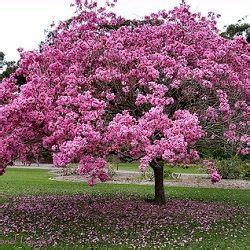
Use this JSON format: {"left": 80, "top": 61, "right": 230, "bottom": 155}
{"left": 150, "top": 160, "right": 166, "bottom": 205}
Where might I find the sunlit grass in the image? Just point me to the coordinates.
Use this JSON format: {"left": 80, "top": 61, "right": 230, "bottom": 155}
{"left": 110, "top": 162, "right": 205, "bottom": 174}
{"left": 1, "top": 168, "right": 249, "bottom": 204}
{"left": 0, "top": 168, "right": 249, "bottom": 249}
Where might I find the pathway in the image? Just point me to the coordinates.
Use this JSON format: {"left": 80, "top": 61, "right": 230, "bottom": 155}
{"left": 10, "top": 163, "right": 250, "bottom": 189}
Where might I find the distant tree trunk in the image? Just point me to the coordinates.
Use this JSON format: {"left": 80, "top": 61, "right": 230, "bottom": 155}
{"left": 150, "top": 160, "right": 166, "bottom": 205}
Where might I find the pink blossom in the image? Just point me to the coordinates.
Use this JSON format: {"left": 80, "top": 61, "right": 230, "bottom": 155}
{"left": 0, "top": 1, "right": 248, "bottom": 185}
{"left": 106, "top": 92, "right": 115, "bottom": 101}
{"left": 210, "top": 169, "right": 221, "bottom": 184}
{"left": 203, "top": 160, "right": 222, "bottom": 183}
{"left": 87, "top": 178, "right": 96, "bottom": 186}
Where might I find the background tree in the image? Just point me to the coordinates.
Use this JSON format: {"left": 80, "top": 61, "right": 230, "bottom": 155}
{"left": 0, "top": 60, "right": 17, "bottom": 82}
{"left": 0, "top": 54, "right": 26, "bottom": 89}
{"left": 221, "top": 16, "right": 250, "bottom": 41}
{"left": 0, "top": 51, "right": 4, "bottom": 72}
{"left": 0, "top": 1, "right": 248, "bottom": 204}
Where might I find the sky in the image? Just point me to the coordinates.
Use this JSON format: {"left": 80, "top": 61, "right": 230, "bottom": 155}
{"left": 0, "top": 0, "right": 249, "bottom": 61}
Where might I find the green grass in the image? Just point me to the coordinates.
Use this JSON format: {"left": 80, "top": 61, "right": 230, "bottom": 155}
{"left": 111, "top": 162, "right": 205, "bottom": 174}
{"left": 0, "top": 168, "right": 249, "bottom": 249}
{"left": 0, "top": 168, "right": 249, "bottom": 204}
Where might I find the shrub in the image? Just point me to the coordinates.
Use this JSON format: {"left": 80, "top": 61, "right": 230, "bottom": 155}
{"left": 216, "top": 157, "right": 249, "bottom": 179}
{"left": 140, "top": 168, "right": 154, "bottom": 181}
{"left": 61, "top": 164, "right": 79, "bottom": 176}
{"left": 163, "top": 168, "right": 173, "bottom": 179}
{"left": 107, "top": 164, "right": 117, "bottom": 178}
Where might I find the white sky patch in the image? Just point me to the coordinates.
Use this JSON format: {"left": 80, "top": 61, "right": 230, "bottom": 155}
{"left": 0, "top": 0, "right": 249, "bottom": 61}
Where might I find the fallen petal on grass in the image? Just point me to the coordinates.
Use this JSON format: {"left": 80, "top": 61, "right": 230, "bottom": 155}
{"left": 1, "top": 194, "right": 248, "bottom": 248}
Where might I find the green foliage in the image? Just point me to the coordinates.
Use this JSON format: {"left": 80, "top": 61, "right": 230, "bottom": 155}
{"left": 107, "top": 163, "right": 117, "bottom": 178}
{"left": 195, "top": 134, "right": 238, "bottom": 160}
{"left": 198, "top": 146, "right": 235, "bottom": 160}
{"left": 216, "top": 157, "right": 249, "bottom": 179}
{"left": 244, "top": 169, "right": 250, "bottom": 179}
{"left": 221, "top": 23, "right": 250, "bottom": 39}
{"left": 140, "top": 168, "right": 154, "bottom": 181}
{"left": 220, "top": 16, "right": 250, "bottom": 41}
{"left": 61, "top": 164, "right": 79, "bottom": 176}
{"left": 0, "top": 61, "right": 17, "bottom": 82}
{"left": 163, "top": 168, "right": 173, "bottom": 179}
{"left": 0, "top": 59, "right": 27, "bottom": 90}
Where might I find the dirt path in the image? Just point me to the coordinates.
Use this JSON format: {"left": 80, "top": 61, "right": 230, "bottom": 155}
{"left": 10, "top": 162, "right": 56, "bottom": 169}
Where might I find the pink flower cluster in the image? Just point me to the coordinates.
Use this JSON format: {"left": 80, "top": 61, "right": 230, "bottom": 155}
{"left": 210, "top": 169, "right": 222, "bottom": 183}
{"left": 104, "top": 108, "right": 203, "bottom": 171}
{"left": 217, "top": 90, "right": 230, "bottom": 114}
{"left": 203, "top": 160, "right": 222, "bottom": 183}
{"left": 78, "top": 156, "right": 109, "bottom": 185}
{"left": 0, "top": 1, "right": 248, "bottom": 183}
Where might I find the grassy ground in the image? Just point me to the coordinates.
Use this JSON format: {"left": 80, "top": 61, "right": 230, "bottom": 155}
{"left": 111, "top": 162, "right": 205, "bottom": 174}
{"left": 0, "top": 168, "right": 249, "bottom": 249}
{"left": 1, "top": 168, "right": 249, "bottom": 203}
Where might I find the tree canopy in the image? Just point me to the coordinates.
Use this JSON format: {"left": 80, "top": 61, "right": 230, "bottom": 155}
{"left": 0, "top": 0, "right": 248, "bottom": 203}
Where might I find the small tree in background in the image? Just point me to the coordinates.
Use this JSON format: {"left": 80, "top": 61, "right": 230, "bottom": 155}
{"left": 0, "top": 1, "right": 248, "bottom": 204}
{"left": 221, "top": 16, "right": 250, "bottom": 41}
{"left": 0, "top": 61, "right": 17, "bottom": 82}
{"left": 0, "top": 52, "right": 4, "bottom": 71}
{"left": 0, "top": 53, "right": 26, "bottom": 89}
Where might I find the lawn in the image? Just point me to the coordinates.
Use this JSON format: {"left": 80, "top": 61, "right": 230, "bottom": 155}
{"left": 70, "top": 162, "right": 204, "bottom": 174}
{"left": 0, "top": 168, "right": 249, "bottom": 249}
{"left": 112, "top": 162, "right": 205, "bottom": 174}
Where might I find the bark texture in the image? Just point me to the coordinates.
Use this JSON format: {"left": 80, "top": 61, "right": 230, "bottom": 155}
{"left": 150, "top": 160, "right": 166, "bottom": 205}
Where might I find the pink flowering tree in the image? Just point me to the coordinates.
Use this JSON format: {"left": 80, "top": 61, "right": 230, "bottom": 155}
{"left": 0, "top": 1, "right": 248, "bottom": 204}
